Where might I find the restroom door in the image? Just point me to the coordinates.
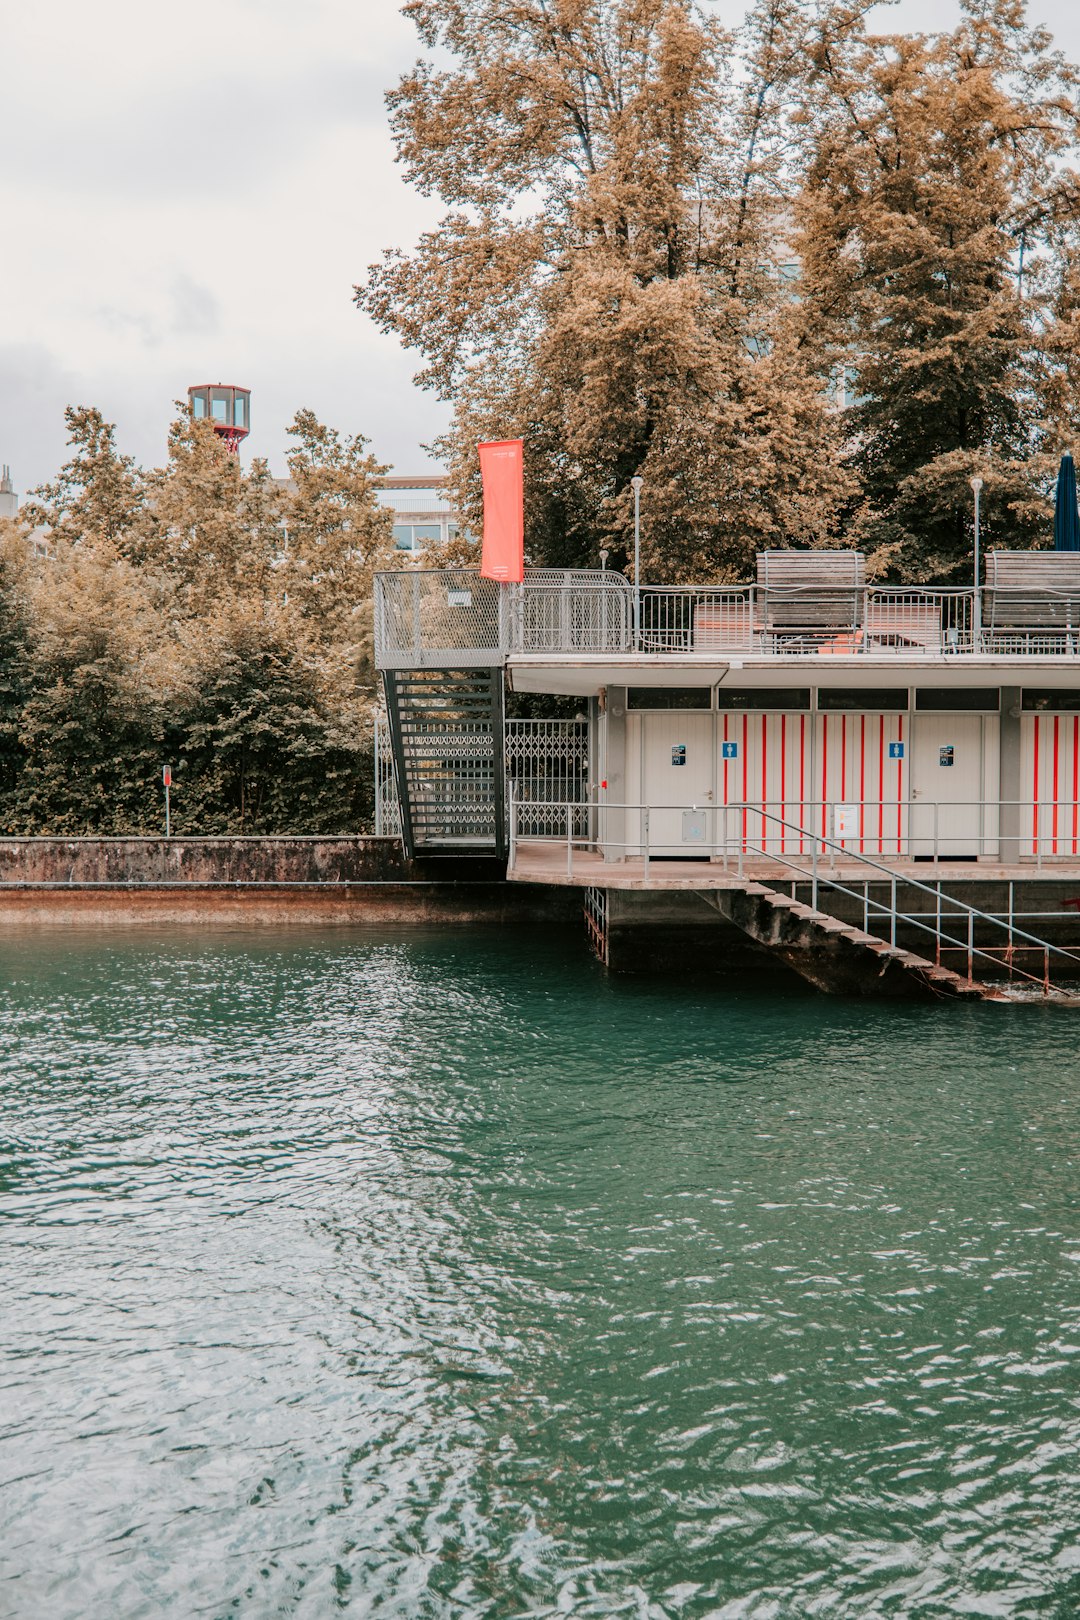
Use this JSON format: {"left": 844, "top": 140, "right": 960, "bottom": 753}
{"left": 641, "top": 712, "right": 714, "bottom": 855}
{"left": 911, "top": 714, "right": 997, "bottom": 857}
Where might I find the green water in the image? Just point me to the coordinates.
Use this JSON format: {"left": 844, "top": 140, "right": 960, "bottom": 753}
{"left": 3, "top": 926, "right": 1080, "bottom": 1618}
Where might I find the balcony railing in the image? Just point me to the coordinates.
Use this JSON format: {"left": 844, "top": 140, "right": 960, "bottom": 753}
{"left": 375, "top": 568, "right": 1080, "bottom": 666}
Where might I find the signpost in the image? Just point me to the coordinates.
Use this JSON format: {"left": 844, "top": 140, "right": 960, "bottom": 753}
{"left": 162, "top": 765, "right": 172, "bottom": 839}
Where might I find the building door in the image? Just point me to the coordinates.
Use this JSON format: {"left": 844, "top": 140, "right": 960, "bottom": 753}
{"left": 640, "top": 711, "right": 715, "bottom": 855}
{"left": 911, "top": 714, "right": 996, "bottom": 858}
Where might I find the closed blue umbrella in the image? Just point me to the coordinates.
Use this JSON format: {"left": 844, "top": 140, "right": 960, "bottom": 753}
{"left": 1054, "top": 451, "right": 1080, "bottom": 551}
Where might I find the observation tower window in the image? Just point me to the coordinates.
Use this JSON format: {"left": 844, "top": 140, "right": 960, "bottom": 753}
{"left": 211, "top": 390, "right": 230, "bottom": 423}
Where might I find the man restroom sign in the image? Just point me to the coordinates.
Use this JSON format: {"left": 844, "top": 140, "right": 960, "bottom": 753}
{"left": 721, "top": 741, "right": 738, "bottom": 759}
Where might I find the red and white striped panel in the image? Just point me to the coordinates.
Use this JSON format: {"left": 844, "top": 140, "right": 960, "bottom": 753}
{"left": 1021, "top": 713, "right": 1080, "bottom": 857}
{"left": 717, "top": 711, "right": 812, "bottom": 855}
{"left": 817, "top": 712, "right": 908, "bottom": 857}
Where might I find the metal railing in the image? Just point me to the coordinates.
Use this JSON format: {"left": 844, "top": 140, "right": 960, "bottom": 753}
{"left": 375, "top": 569, "right": 1080, "bottom": 663}
{"left": 508, "top": 793, "right": 1080, "bottom": 995}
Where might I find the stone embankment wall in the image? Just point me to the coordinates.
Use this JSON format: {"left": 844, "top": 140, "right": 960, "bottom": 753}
{"left": 0, "top": 837, "right": 579, "bottom": 928}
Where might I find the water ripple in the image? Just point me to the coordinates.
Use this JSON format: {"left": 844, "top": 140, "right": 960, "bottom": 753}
{"left": 3, "top": 926, "right": 1080, "bottom": 1617}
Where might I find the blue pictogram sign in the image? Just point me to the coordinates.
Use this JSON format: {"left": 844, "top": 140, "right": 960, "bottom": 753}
{"left": 888, "top": 741, "right": 905, "bottom": 759}
{"left": 722, "top": 741, "right": 739, "bottom": 759}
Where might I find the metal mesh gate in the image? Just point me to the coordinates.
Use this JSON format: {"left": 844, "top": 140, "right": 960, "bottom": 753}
{"left": 376, "top": 714, "right": 588, "bottom": 841}
{"left": 505, "top": 719, "right": 590, "bottom": 838}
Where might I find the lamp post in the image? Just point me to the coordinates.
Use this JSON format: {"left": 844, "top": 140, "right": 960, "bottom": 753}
{"left": 631, "top": 475, "right": 643, "bottom": 650}
{"left": 971, "top": 476, "right": 984, "bottom": 648}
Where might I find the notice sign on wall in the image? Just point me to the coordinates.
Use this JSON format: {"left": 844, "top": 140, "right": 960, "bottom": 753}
{"left": 672, "top": 744, "right": 686, "bottom": 767}
{"left": 888, "top": 741, "right": 905, "bottom": 759}
{"left": 939, "top": 744, "right": 955, "bottom": 768}
{"left": 721, "top": 741, "right": 738, "bottom": 759}
{"left": 834, "top": 804, "right": 860, "bottom": 840}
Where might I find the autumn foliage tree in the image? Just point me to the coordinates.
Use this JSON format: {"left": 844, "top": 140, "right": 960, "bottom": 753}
{"left": 0, "top": 404, "right": 390, "bottom": 835}
{"left": 358, "top": 0, "right": 854, "bottom": 581}
{"left": 793, "top": 0, "right": 1080, "bottom": 578}
{"left": 361, "top": 0, "right": 1080, "bottom": 582}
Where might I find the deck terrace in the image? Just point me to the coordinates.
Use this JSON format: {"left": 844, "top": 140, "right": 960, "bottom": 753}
{"left": 508, "top": 839, "right": 1080, "bottom": 890}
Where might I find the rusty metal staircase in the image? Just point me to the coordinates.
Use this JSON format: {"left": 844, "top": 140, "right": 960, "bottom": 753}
{"left": 382, "top": 669, "right": 505, "bottom": 859}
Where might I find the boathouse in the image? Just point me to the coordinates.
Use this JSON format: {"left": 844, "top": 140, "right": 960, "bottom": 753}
{"left": 375, "top": 552, "right": 1080, "bottom": 998}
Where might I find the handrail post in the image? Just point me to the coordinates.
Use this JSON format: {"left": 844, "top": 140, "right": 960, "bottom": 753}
{"left": 567, "top": 802, "right": 573, "bottom": 879}
{"left": 643, "top": 807, "right": 650, "bottom": 885}
{"left": 890, "top": 874, "right": 897, "bottom": 947}
{"left": 1008, "top": 880, "right": 1015, "bottom": 977}
{"left": 967, "top": 910, "right": 974, "bottom": 984}
{"left": 508, "top": 779, "right": 517, "bottom": 873}
{"left": 812, "top": 832, "right": 818, "bottom": 911}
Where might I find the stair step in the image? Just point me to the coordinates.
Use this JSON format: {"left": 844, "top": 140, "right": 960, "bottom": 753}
{"left": 383, "top": 668, "right": 506, "bottom": 859}
{"left": 703, "top": 881, "right": 1005, "bottom": 1001}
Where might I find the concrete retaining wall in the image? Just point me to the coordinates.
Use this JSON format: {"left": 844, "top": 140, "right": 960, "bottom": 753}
{"left": 0, "top": 837, "right": 580, "bottom": 928}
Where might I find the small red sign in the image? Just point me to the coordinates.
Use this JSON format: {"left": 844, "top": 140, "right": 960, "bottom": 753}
{"left": 162, "top": 766, "right": 172, "bottom": 788}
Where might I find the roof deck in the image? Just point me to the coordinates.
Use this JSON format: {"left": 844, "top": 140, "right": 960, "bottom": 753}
{"left": 374, "top": 553, "right": 1080, "bottom": 683}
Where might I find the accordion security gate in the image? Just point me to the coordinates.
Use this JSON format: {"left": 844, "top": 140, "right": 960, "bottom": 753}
{"left": 376, "top": 714, "right": 590, "bottom": 847}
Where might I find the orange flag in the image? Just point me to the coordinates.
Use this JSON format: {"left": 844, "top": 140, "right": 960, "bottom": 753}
{"left": 478, "top": 439, "right": 524, "bottom": 582}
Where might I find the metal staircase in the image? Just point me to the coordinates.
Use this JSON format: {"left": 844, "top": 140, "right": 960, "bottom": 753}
{"left": 382, "top": 669, "right": 506, "bottom": 859}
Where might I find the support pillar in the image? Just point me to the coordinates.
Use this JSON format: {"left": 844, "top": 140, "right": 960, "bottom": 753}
{"left": 1000, "top": 686, "right": 1022, "bottom": 865}
{"left": 602, "top": 685, "right": 628, "bottom": 862}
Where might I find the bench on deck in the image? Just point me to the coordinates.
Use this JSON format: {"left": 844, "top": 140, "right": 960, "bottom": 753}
{"left": 984, "top": 552, "right": 1080, "bottom": 651}
{"left": 757, "top": 550, "right": 866, "bottom": 651}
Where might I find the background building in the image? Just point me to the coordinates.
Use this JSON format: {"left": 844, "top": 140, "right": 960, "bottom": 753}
{"left": 376, "top": 475, "right": 461, "bottom": 555}
{"left": 0, "top": 465, "right": 17, "bottom": 519}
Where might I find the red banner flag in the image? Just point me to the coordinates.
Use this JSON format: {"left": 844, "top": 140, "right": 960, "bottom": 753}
{"left": 478, "top": 439, "right": 524, "bottom": 583}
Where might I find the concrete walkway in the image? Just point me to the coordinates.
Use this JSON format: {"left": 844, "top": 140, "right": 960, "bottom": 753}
{"left": 508, "top": 838, "right": 1080, "bottom": 890}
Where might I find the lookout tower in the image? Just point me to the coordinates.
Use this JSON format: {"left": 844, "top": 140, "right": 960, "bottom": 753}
{"left": 188, "top": 384, "right": 250, "bottom": 454}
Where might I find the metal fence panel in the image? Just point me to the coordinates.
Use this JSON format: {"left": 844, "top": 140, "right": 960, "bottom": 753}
{"left": 376, "top": 712, "right": 588, "bottom": 841}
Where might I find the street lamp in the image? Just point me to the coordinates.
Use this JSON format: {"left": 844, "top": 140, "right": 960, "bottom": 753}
{"left": 630, "top": 475, "right": 643, "bottom": 650}
{"left": 971, "top": 476, "right": 984, "bottom": 648}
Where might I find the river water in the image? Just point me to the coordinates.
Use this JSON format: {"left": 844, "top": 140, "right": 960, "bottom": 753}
{"left": 3, "top": 926, "right": 1080, "bottom": 1618}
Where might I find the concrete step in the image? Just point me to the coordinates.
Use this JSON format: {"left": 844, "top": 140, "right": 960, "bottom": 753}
{"left": 699, "top": 882, "right": 1003, "bottom": 1001}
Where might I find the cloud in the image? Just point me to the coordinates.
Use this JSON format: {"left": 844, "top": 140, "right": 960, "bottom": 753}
{"left": 0, "top": 345, "right": 81, "bottom": 497}
{"left": 0, "top": 60, "right": 392, "bottom": 205}
{"left": 169, "top": 276, "right": 220, "bottom": 339}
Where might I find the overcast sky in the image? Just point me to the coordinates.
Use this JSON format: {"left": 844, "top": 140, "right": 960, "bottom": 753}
{"left": 3, "top": 0, "right": 1079, "bottom": 496}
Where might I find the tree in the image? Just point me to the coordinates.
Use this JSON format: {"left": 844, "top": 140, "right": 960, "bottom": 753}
{"left": 280, "top": 410, "right": 395, "bottom": 675}
{"left": 1, "top": 400, "right": 388, "bottom": 836}
{"left": 358, "top": 0, "right": 853, "bottom": 581}
{"left": 144, "top": 410, "right": 282, "bottom": 613}
{"left": 21, "top": 406, "right": 148, "bottom": 554}
{"left": 0, "top": 523, "right": 32, "bottom": 810}
{"left": 797, "top": 0, "right": 1080, "bottom": 578}
{"left": 175, "top": 602, "right": 374, "bottom": 835}
{"left": 12, "top": 540, "right": 182, "bottom": 834}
